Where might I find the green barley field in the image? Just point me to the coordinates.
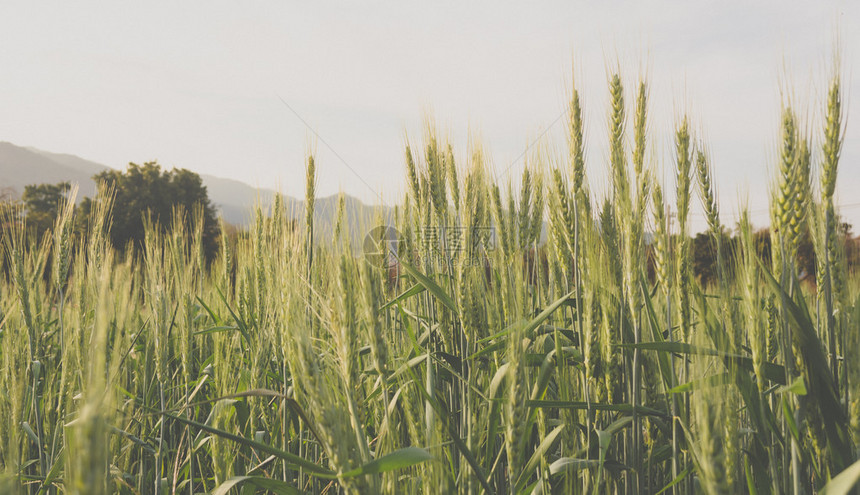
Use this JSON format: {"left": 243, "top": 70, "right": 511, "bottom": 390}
{"left": 1, "top": 58, "right": 859, "bottom": 494}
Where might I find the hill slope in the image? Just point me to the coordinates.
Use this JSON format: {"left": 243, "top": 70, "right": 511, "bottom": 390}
{"left": 0, "top": 142, "right": 390, "bottom": 240}
{"left": 0, "top": 142, "right": 100, "bottom": 198}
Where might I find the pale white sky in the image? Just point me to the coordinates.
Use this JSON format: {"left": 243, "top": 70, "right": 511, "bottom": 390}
{"left": 1, "top": 1, "right": 858, "bottom": 232}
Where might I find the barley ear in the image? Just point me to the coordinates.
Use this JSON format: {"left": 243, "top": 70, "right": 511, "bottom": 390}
{"left": 651, "top": 182, "right": 669, "bottom": 292}
{"left": 518, "top": 167, "right": 533, "bottom": 250}
{"left": 446, "top": 144, "right": 461, "bottom": 216}
{"left": 609, "top": 73, "right": 628, "bottom": 202}
{"left": 569, "top": 86, "right": 586, "bottom": 196}
{"left": 53, "top": 184, "right": 78, "bottom": 291}
{"left": 696, "top": 149, "right": 720, "bottom": 236}
{"left": 773, "top": 107, "right": 798, "bottom": 263}
{"left": 675, "top": 116, "right": 692, "bottom": 234}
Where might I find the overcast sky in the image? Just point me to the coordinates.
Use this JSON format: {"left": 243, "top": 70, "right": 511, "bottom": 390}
{"left": 1, "top": 1, "right": 858, "bottom": 232}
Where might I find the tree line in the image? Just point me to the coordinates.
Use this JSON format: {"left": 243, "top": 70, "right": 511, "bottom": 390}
{"left": 666, "top": 222, "right": 857, "bottom": 287}
{"left": 1, "top": 162, "right": 220, "bottom": 263}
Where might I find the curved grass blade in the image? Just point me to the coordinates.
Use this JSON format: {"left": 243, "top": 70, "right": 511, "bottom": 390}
{"left": 398, "top": 260, "right": 457, "bottom": 313}
{"left": 212, "top": 476, "right": 300, "bottom": 495}
{"left": 820, "top": 458, "right": 860, "bottom": 495}
{"left": 655, "top": 466, "right": 692, "bottom": 495}
{"left": 485, "top": 363, "right": 509, "bottom": 469}
{"left": 477, "top": 291, "right": 574, "bottom": 345}
{"left": 380, "top": 283, "right": 425, "bottom": 311}
{"left": 36, "top": 448, "right": 64, "bottom": 495}
{"left": 759, "top": 259, "right": 852, "bottom": 470}
{"left": 161, "top": 410, "right": 336, "bottom": 478}
{"left": 593, "top": 417, "right": 632, "bottom": 495}
{"left": 514, "top": 423, "right": 565, "bottom": 492}
{"left": 620, "top": 341, "right": 786, "bottom": 385}
{"left": 667, "top": 372, "right": 731, "bottom": 394}
{"left": 639, "top": 276, "right": 678, "bottom": 392}
{"left": 342, "top": 447, "right": 432, "bottom": 477}
{"left": 550, "top": 458, "right": 600, "bottom": 475}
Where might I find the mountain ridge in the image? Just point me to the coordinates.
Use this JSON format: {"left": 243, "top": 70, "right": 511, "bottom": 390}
{"left": 0, "top": 141, "right": 391, "bottom": 238}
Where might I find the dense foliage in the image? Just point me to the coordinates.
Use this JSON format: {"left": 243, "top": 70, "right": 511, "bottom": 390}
{"left": 21, "top": 182, "right": 74, "bottom": 238}
{"left": 84, "top": 163, "right": 220, "bottom": 261}
{"left": 1, "top": 163, "right": 220, "bottom": 265}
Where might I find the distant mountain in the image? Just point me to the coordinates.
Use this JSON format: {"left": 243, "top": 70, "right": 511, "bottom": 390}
{"left": 0, "top": 141, "right": 103, "bottom": 198}
{"left": 25, "top": 147, "right": 111, "bottom": 178}
{"left": 0, "top": 142, "right": 391, "bottom": 242}
{"left": 196, "top": 174, "right": 282, "bottom": 225}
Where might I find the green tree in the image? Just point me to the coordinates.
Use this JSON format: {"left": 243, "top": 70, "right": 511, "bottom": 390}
{"left": 85, "top": 162, "right": 220, "bottom": 260}
{"left": 22, "top": 181, "right": 72, "bottom": 239}
{"left": 691, "top": 227, "right": 737, "bottom": 286}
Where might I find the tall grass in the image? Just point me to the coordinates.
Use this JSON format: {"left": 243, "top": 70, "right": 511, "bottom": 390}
{"left": 1, "top": 55, "right": 858, "bottom": 494}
